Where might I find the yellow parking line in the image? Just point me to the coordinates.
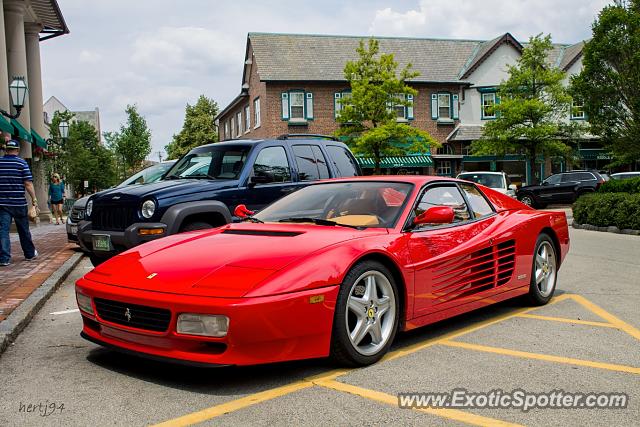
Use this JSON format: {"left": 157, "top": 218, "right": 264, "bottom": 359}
{"left": 317, "top": 379, "right": 522, "bottom": 427}
{"left": 517, "top": 313, "right": 618, "bottom": 328}
{"left": 569, "top": 294, "right": 640, "bottom": 341}
{"left": 440, "top": 340, "right": 640, "bottom": 375}
{"left": 150, "top": 380, "right": 314, "bottom": 427}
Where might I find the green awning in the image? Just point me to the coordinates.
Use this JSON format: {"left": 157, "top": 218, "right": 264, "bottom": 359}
{"left": 11, "top": 119, "right": 32, "bottom": 142}
{"left": 0, "top": 115, "right": 12, "bottom": 134}
{"left": 31, "top": 129, "right": 47, "bottom": 149}
{"left": 357, "top": 155, "right": 433, "bottom": 168}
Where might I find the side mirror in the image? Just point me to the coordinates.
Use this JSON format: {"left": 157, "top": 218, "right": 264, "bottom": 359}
{"left": 234, "top": 204, "right": 255, "bottom": 218}
{"left": 508, "top": 184, "right": 517, "bottom": 191}
{"left": 413, "top": 206, "right": 455, "bottom": 227}
{"left": 541, "top": 181, "right": 549, "bottom": 186}
{"left": 248, "top": 175, "right": 270, "bottom": 187}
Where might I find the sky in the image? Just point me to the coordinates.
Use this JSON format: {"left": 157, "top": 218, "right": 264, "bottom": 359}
{"left": 40, "top": 0, "right": 612, "bottom": 160}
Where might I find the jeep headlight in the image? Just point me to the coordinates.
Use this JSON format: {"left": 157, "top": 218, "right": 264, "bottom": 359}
{"left": 86, "top": 200, "right": 93, "bottom": 217}
{"left": 141, "top": 200, "right": 156, "bottom": 219}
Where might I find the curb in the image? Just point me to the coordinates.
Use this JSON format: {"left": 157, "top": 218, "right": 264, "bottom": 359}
{"left": 0, "top": 252, "right": 84, "bottom": 356}
{"left": 572, "top": 222, "right": 640, "bottom": 236}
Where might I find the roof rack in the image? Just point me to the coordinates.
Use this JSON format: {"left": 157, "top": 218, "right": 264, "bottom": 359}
{"left": 276, "top": 134, "right": 339, "bottom": 141}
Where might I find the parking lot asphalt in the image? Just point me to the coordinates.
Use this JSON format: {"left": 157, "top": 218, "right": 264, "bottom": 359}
{"left": 0, "top": 226, "right": 638, "bottom": 427}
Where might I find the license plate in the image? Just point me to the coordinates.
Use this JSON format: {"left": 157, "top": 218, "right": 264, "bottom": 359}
{"left": 70, "top": 225, "right": 78, "bottom": 235}
{"left": 92, "top": 234, "right": 111, "bottom": 251}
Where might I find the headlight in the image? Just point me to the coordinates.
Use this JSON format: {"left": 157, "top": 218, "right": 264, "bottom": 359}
{"left": 177, "top": 313, "right": 229, "bottom": 337}
{"left": 141, "top": 200, "right": 156, "bottom": 219}
{"left": 76, "top": 290, "right": 94, "bottom": 315}
{"left": 86, "top": 200, "right": 93, "bottom": 217}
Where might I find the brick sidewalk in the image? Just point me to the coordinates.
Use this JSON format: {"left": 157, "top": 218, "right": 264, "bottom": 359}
{"left": 0, "top": 223, "right": 79, "bottom": 321}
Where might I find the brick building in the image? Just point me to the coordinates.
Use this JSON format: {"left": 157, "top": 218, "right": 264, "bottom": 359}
{"left": 216, "top": 32, "right": 592, "bottom": 182}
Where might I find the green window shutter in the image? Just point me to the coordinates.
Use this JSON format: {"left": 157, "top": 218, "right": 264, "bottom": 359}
{"left": 306, "top": 92, "right": 314, "bottom": 120}
{"left": 452, "top": 94, "right": 459, "bottom": 120}
{"left": 281, "top": 92, "right": 289, "bottom": 120}
{"left": 407, "top": 94, "right": 414, "bottom": 120}
{"left": 431, "top": 94, "right": 438, "bottom": 119}
{"left": 334, "top": 92, "right": 341, "bottom": 119}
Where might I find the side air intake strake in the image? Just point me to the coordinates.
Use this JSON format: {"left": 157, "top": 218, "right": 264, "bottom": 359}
{"left": 431, "top": 239, "right": 516, "bottom": 301}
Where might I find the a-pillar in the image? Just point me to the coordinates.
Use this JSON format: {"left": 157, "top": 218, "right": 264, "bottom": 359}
{"left": 4, "top": 0, "right": 30, "bottom": 160}
{"left": 25, "top": 22, "right": 50, "bottom": 220}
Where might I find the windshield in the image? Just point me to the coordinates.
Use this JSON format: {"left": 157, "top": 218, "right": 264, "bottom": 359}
{"left": 165, "top": 145, "right": 251, "bottom": 180}
{"left": 254, "top": 181, "right": 413, "bottom": 228}
{"left": 117, "top": 162, "right": 175, "bottom": 187}
{"left": 458, "top": 173, "right": 504, "bottom": 189}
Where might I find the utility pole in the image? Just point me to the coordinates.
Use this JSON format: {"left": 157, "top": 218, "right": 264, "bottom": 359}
{"left": 156, "top": 151, "right": 163, "bottom": 163}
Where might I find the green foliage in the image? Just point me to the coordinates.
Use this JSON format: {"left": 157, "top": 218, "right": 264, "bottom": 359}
{"left": 105, "top": 104, "right": 152, "bottom": 175}
{"left": 573, "top": 192, "right": 640, "bottom": 230}
{"left": 598, "top": 176, "right": 640, "bottom": 193}
{"left": 571, "top": 0, "right": 640, "bottom": 166}
{"left": 62, "top": 120, "right": 118, "bottom": 195}
{"left": 165, "top": 95, "right": 219, "bottom": 159}
{"left": 472, "top": 34, "right": 584, "bottom": 184}
{"left": 335, "top": 39, "right": 438, "bottom": 173}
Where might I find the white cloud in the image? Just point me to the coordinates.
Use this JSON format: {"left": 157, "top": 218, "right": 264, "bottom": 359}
{"left": 78, "top": 49, "right": 102, "bottom": 63}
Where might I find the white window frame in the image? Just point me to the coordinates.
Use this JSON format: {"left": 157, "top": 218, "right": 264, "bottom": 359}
{"left": 438, "top": 93, "right": 451, "bottom": 119}
{"left": 571, "top": 100, "right": 585, "bottom": 119}
{"left": 436, "top": 160, "right": 452, "bottom": 176}
{"left": 289, "top": 91, "right": 305, "bottom": 120}
{"left": 254, "top": 98, "right": 261, "bottom": 128}
{"left": 482, "top": 92, "right": 496, "bottom": 119}
{"left": 244, "top": 105, "right": 250, "bottom": 133}
{"left": 236, "top": 111, "right": 242, "bottom": 136}
{"left": 224, "top": 121, "right": 229, "bottom": 140}
{"left": 230, "top": 117, "right": 235, "bottom": 138}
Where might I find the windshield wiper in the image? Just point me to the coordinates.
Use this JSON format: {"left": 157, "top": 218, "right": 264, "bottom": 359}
{"left": 163, "top": 174, "right": 181, "bottom": 180}
{"left": 186, "top": 174, "right": 216, "bottom": 179}
{"left": 242, "top": 216, "right": 264, "bottom": 223}
{"left": 278, "top": 217, "right": 362, "bottom": 229}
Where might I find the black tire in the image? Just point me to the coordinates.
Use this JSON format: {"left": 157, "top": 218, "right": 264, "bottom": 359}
{"left": 527, "top": 233, "right": 558, "bottom": 306}
{"left": 180, "top": 221, "right": 214, "bottom": 232}
{"left": 330, "top": 260, "right": 400, "bottom": 367}
{"left": 89, "top": 254, "right": 105, "bottom": 267}
{"left": 519, "top": 193, "right": 537, "bottom": 208}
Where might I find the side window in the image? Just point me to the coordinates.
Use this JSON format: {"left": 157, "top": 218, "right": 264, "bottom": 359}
{"left": 253, "top": 146, "right": 291, "bottom": 184}
{"left": 545, "top": 174, "right": 561, "bottom": 185}
{"left": 326, "top": 145, "right": 359, "bottom": 177}
{"left": 292, "top": 145, "right": 320, "bottom": 181}
{"left": 575, "top": 172, "right": 596, "bottom": 181}
{"left": 414, "top": 185, "right": 471, "bottom": 225}
{"left": 560, "top": 173, "right": 577, "bottom": 183}
{"left": 311, "top": 146, "right": 330, "bottom": 179}
{"left": 459, "top": 183, "right": 494, "bottom": 219}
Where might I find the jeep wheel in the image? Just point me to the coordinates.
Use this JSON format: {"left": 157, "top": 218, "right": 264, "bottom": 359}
{"left": 181, "top": 221, "right": 214, "bottom": 232}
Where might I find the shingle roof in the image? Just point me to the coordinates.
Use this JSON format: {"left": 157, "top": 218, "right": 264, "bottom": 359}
{"left": 558, "top": 41, "right": 585, "bottom": 70}
{"left": 248, "top": 33, "right": 580, "bottom": 84}
{"left": 249, "top": 33, "right": 481, "bottom": 83}
{"left": 447, "top": 125, "right": 485, "bottom": 141}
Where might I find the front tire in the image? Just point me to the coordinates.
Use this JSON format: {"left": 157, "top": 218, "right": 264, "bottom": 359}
{"left": 527, "top": 234, "right": 558, "bottom": 305}
{"left": 519, "top": 193, "right": 537, "bottom": 208}
{"left": 330, "top": 261, "right": 399, "bottom": 366}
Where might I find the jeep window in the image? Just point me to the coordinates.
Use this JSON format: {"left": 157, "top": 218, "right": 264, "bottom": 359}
{"left": 292, "top": 145, "right": 330, "bottom": 181}
{"left": 165, "top": 145, "right": 250, "bottom": 180}
{"left": 544, "top": 174, "right": 562, "bottom": 185}
{"left": 326, "top": 145, "right": 359, "bottom": 177}
{"left": 253, "top": 146, "right": 292, "bottom": 183}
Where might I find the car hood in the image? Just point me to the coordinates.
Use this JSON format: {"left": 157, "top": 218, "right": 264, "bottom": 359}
{"left": 73, "top": 195, "right": 90, "bottom": 209}
{"left": 91, "top": 178, "right": 239, "bottom": 202}
{"left": 84, "top": 223, "right": 386, "bottom": 298}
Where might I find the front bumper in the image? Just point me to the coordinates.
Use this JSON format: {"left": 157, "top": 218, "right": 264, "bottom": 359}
{"left": 76, "top": 278, "right": 338, "bottom": 366}
{"left": 77, "top": 221, "right": 168, "bottom": 258}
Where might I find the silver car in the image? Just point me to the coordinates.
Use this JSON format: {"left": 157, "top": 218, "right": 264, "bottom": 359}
{"left": 456, "top": 171, "right": 517, "bottom": 198}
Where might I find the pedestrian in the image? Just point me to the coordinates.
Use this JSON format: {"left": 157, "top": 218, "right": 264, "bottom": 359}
{"left": 48, "top": 172, "right": 65, "bottom": 225}
{"left": 0, "top": 138, "right": 38, "bottom": 266}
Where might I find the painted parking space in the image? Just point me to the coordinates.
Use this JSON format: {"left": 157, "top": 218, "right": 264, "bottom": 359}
{"left": 152, "top": 293, "right": 640, "bottom": 427}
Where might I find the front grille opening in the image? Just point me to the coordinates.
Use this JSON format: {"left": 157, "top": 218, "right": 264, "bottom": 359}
{"left": 82, "top": 315, "right": 101, "bottom": 332}
{"left": 94, "top": 298, "right": 171, "bottom": 332}
{"left": 92, "top": 205, "right": 137, "bottom": 231}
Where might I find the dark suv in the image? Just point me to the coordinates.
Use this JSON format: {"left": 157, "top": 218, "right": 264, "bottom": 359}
{"left": 78, "top": 136, "right": 361, "bottom": 265}
{"left": 517, "top": 170, "right": 606, "bottom": 208}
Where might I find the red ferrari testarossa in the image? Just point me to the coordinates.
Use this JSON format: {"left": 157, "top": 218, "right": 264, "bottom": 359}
{"left": 76, "top": 176, "right": 569, "bottom": 367}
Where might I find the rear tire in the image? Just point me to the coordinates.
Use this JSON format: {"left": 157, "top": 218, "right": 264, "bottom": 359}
{"left": 519, "top": 193, "right": 537, "bottom": 208}
{"left": 330, "top": 261, "right": 399, "bottom": 367}
{"left": 180, "top": 221, "right": 214, "bottom": 232}
{"left": 527, "top": 233, "right": 558, "bottom": 306}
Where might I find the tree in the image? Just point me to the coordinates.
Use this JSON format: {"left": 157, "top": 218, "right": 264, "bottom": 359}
{"left": 106, "top": 104, "right": 152, "bottom": 175}
{"left": 571, "top": 0, "right": 640, "bottom": 166}
{"left": 63, "top": 120, "right": 117, "bottom": 195}
{"left": 472, "top": 34, "right": 581, "bottom": 184}
{"left": 165, "top": 95, "right": 219, "bottom": 159}
{"left": 335, "top": 39, "right": 438, "bottom": 174}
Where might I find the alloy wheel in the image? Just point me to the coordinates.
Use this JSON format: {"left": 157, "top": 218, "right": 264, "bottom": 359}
{"left": 535, "top": 241, "right": 556, "bottom": 297}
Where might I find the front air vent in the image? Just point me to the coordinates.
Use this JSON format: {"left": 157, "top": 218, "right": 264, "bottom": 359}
{"left": 222, "top": 229, "right": 303, "bottom": 237}
{"left": 431, "top": 239, "right": 516, "bottom": 301}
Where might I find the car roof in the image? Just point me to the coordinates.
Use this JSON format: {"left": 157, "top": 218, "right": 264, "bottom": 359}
{"left": 458, "top": 171, "right": 504, "bottom": 175}
{"left": 316, "top": 175, "right": 464, "bottom": 186}
{"left": 202, "top": 138, "right": 349, "bottom": 148}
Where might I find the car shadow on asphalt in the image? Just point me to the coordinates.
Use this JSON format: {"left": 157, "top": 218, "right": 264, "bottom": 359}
{"left": 84, "top": 293, "right": 558, "bottom": 396}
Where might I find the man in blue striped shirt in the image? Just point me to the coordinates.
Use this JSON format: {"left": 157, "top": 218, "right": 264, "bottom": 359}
{"left": 0, "top": 139, "right": 38, "bottom": 266}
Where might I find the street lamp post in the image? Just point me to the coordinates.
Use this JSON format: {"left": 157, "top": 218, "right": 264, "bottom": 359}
{"left": 46, "top": 121, "right": 71, "bottom": 174}
{"left": 0, "top": 77, "right": 28, "bottom": 119}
